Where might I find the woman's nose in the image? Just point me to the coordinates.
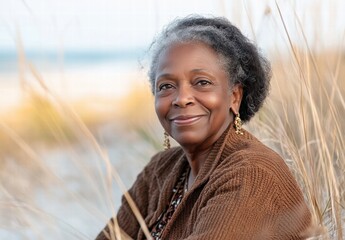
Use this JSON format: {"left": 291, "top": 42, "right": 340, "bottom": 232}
{"left": 172, "top": 86, "right": 194, "bottom": 108}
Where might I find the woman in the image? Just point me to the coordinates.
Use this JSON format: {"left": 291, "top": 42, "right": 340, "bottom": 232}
{"left": 96, "top": 16, "right": 312, "bottom": 240}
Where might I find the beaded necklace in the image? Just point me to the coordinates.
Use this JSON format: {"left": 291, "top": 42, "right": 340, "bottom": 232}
{"left": 150, "top": 167, "right": 190, "bottom": 240}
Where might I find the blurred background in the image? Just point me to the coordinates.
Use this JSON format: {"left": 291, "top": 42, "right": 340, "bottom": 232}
{"left": 0, "top": 0, "right": 344, "bottom": 239}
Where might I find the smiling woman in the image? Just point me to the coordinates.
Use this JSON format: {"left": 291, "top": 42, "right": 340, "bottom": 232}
{"left": 154, "top": 43, "right": 236, "bottom": 150}
{"left": 96, "top": 16, "right": 314, "bottom": 240}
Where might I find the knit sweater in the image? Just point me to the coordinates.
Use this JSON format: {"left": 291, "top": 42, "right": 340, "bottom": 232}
{"left": 96, "top": 126, "right": 312, "bottom": 240}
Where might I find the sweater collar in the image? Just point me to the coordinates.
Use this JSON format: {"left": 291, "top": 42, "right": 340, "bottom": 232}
{"left": 189, "top": 123, "right": 246, "bottom": 190}
{"left": 155, "top": 123, "right": 252, "bottom": 193}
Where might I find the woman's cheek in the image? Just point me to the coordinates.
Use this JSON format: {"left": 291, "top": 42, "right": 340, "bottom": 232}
{"left": 155, "top": 98, "right": 169, "bottom": 122}
{"left": 202, "top": 94, "right": 220, "bottom": 109}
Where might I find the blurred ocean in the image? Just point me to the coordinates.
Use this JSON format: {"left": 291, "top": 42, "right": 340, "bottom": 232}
{"left": 0, "top": 49, "right": 146, "bottom": 71}
{"left": 0, "top": 48, "right": 148, "bottom": 110}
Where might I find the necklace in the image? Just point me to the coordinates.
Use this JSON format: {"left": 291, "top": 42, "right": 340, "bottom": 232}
{"left": 184, "top": 167, "right": 191, "bottom": 193}
{"left": 150, "top": 166, "right": 191, "bottom": 240}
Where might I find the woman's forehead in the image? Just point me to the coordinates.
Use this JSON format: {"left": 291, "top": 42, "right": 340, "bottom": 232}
{"left": 156, "top": 42, "right": 222, "bottom": 70}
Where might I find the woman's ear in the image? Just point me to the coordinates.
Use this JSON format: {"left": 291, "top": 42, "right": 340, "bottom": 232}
{"left": 229, "top": 84, "right": 243, "bottom": 114}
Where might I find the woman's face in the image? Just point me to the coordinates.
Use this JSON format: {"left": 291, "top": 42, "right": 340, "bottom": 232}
{"left": 154, "top": 42, "right": 241, "bottom": 149}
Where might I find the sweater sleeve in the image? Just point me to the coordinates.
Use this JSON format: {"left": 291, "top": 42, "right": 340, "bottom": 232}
{"left": 184, "top": 165, "right": 311, "bottom": 240}
{"left": 95, "top": 152, "right": 161, "bottom": 240}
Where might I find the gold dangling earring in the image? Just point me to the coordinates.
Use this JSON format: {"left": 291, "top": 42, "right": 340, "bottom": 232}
{"left": 234, "top": 113, "right": 243, "bottom": 135}
{"left": 163, "top": 131, "right": 171, "bottom": 150}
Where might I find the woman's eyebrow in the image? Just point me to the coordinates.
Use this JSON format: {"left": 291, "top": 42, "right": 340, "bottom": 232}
{"left": 191, "top": 69, "right": 215, "bottom": 77}
{"left": 156, "top": 69, "right": 214, "bottom": 82}
{"left": 191, "top": 68, "right": 207, "bottom": 73}
{"left": 156, "top": 73, "right": 176, "bottom": 80}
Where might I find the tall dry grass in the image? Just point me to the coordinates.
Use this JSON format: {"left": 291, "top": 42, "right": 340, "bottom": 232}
{"left": 247, "top": 49, "right": 345, "bottom": 238}
{"left": 245, "top": 2, "right": 345, "bottom": 239}
{"left": 0, "top": 1, "right": 344, "bottom": 239}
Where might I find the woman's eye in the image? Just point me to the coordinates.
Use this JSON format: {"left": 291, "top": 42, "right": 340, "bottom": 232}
{"left": 159, "top": 83, "right": 174, "bottom": 91}
{"left": 196, "top": 79, "right": 212, "bottom": 86}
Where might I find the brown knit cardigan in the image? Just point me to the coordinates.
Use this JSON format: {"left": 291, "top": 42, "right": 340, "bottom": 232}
{"left": 96, "top": 126, "right": 312, "bottom": 240}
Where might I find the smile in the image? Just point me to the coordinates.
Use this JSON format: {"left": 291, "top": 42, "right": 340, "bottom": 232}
{"left": 170, "top": 115, "right": 204, "bottom": 126}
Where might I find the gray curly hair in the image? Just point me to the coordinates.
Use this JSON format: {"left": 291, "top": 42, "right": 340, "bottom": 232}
{"left": 148, "top": 15, "right": 271, "bottom": 122}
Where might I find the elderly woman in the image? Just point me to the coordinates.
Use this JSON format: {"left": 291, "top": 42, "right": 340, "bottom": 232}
{"left": 96, "top": 16, "right": 312, "bottom": 240}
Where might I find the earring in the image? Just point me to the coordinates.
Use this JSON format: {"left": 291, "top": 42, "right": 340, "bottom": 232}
{"left": 163, "top": 131, "right": 171, "bottom": 150}
{"left": 234, "top": 113, "right": 243, "bottom": 135}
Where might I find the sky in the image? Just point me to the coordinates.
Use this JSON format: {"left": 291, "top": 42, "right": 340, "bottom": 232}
{"left": 0, "top": 0, "right": 224, "bottom": 51}
{"left": 0, "top": 0, "right": 343, "bottom": 52}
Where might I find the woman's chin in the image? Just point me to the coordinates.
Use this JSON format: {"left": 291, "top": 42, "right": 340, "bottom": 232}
{"left": 172, "top": 132, "right": 205, "bottom": 149}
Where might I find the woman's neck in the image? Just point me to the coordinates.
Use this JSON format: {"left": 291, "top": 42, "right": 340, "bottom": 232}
{"left": 180, "top": 122, "right": 233, "bottom": 189}
{"left": 182, "top": 146, "right": 212, "bottom": 189}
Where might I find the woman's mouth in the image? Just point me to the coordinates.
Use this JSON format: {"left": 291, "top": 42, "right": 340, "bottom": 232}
{"left": 170, "top": 115, "right": 203, "bottom": 126}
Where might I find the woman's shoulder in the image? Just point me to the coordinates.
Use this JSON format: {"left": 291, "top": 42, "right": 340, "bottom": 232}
{"left": 212, "top": 130, "right": 305, "bottom": 198}
{"left": 231, "top": 130, "right": 290, "bottom": 173}
{"left": 143, "top": 146, "right": 184, "bottom": 177}
{"left": 204, "top": 130, "right": 312, "bottom": 239}
{"left": 150, "top": 146, "right": 184, "bottom": 163}
{"left": 216, "top": 129, "right": 299, "bottom": 188}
